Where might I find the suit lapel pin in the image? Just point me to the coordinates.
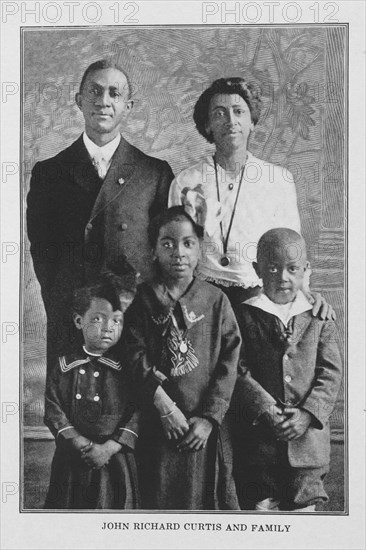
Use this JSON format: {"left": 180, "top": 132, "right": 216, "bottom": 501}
{"left": 118, "top": 177, "right": 125, "bottom": 185}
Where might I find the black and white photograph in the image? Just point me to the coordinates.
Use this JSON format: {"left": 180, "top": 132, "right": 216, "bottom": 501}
{"left": 1, "top": 2, "right": 365, "bottom": 549}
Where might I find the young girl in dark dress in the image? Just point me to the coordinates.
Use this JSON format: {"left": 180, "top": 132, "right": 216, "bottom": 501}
{"left": 44, "top": 275, "right": 140, "bottom": 509}
{"left": 124, "top": 206, "right": 241, "bottom": 510}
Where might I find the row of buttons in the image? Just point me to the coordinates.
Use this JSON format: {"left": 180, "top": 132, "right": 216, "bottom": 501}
{"left": 86, "top": 223, "right": 128, "bottom": 231}
{"left": 77, "top": 366, "right": 100, "bottom": 400}
{"left": 75, "top": 394, "right": 100, "bottom": 401}
{"left": 283, "top": 354, "right": 292, "bottom": 383}
{"left": 79, "top": 368, "right": 99, "bottom": 378}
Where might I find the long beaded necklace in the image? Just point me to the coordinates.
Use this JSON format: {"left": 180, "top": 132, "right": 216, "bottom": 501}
{"left": 150, "top": 284, "right": 189, "bottom": 353}
{"left": 213, "top": 156, "right": 246, "bottom": 267}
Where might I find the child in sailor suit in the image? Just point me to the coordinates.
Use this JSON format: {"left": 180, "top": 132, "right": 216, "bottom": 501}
{"left": 44, "top": 276, "right": 140, "bottom": 509}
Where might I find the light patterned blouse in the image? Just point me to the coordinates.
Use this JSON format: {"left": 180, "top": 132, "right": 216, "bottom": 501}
{"left": 169, "top": 152, "right": 301, "bottom": 288}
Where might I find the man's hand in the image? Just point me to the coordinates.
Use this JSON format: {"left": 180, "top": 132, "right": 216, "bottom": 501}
{"left": 176, "top": 417, "right": 213, "bottom": 452}
{"left": 275, "top": 407, "right": 312, "bottom": 441}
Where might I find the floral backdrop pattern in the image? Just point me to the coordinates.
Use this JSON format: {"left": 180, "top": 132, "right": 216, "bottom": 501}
{"left": 23, "top": 27, "right": 345, "bottom": 444}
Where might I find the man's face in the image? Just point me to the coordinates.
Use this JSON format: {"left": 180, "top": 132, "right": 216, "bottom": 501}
{"left": 76, "top": 68, "right": 133, "bottom": 143}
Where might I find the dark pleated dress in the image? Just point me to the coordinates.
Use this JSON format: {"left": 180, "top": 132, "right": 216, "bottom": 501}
{"left": 45, "top": 437, "right": 140, "bottom": 509}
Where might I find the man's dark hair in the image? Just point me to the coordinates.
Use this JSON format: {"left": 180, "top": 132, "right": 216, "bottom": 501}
{"left": 79, "top": 59, "right": 132, "bottom": 98}
{"left": 193, "top": 77, "right": 262, "bottom": 143}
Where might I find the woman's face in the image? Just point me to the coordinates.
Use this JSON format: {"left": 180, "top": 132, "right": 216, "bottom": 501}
{"left": 205, "top": 93, "right": 254, "bottom": 152}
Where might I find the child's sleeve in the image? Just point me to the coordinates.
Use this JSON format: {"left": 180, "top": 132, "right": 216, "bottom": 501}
{"left": 123, "top": 292, "right": 167, "bottom": 403}
{"left": 234, "top": 366, "right": 278, "bottom": 425}
{"left": 200, "top": 295, "right": 242, "bottom": 425}
{"left": 111, "top": 402, "right": 141, "bottom": 452}
{"left": 232, "top": 308, "right": 278, "bottom": 424}
{"left": 234, "top": 334, "right": 278, "bottom": 425}
{"left": 300, "top": 320, "right": 343, "bottom": 428}
{"left": 44, "top": 359, "right": 81, "bottom": 440}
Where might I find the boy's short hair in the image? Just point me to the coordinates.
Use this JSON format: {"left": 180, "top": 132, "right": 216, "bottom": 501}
{"left": 148, "top": 205, "right": 204, "bottom": 249}
{"left": 257, "top": 228, "right": 307, "bottom": 264}
{"left": 73, "top": 271, "right": 137, "bottom": 316}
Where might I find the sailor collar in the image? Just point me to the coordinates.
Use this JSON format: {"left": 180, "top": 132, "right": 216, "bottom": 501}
{"left": 244, "top": 290, "right": 312, "bottom": 327}
{"left": 58, "top": 349, "right": 121, "bottom": 373}
{"left": 142, "top": 279, "right": 209, "bottom": 329}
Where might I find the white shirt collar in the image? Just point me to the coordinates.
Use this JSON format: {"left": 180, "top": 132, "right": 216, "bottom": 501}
{"left": 244, "top": 290, "right": 312, "bottom": 327}
{"left": 83, "top": 132, "right": 121, "bottom": 163}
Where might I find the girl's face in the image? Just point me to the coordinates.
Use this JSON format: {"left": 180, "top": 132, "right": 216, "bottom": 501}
{"left": 153, "top": 219, "right": 201, "bottom": 283}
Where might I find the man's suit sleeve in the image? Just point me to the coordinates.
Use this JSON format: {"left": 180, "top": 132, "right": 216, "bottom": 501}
{"left": 122, "top": 291, "right": 163, "bottom": 403}
{"left": 27, "top": 161, "right": 60, "bottom": 303}
{"left": 148, "top": 161, "right": 174, "bottom": 220}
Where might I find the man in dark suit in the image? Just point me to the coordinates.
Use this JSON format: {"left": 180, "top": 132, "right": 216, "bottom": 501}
{"left": 27, "top": 59, "right": 174, "bottom": 363}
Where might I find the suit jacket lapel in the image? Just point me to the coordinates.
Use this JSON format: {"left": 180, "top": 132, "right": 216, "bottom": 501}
{"left": 288, "top": 312, "right": 313, "bottom": 345}
{"left": 88, "top": 135, "right": 138, "bottom": 222}
{"left": 68, "top": 135, "right": 103, "bottom": 194}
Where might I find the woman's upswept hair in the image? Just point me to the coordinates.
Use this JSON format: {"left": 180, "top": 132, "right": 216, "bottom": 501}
{"left": 193, "top": 77, "right": 262, "bottom": 143}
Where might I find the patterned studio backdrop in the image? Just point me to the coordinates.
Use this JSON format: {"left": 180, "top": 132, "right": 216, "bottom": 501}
{"left": 23, "top": 26, "right": 345, "bottom": 437}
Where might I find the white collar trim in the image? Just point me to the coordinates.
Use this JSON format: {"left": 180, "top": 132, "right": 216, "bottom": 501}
{"left": 82, "top": 345, "right": 102, "bottom": 357}
{"left": 244, "top": 291, "right": 312, "bottom": 326}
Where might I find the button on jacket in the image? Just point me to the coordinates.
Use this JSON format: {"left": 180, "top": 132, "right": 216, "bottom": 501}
{"left": 27, "top": 134, "right": 174, "bottom": 360}
{"left": 234, "top": 304, "right": 342, "bottom": 468}
{"left": 44, "top": 348, "right": 140, "bottom": 450}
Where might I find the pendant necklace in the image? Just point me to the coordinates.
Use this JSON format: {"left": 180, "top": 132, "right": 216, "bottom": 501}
{"left": 170, "top": 310, "right": 189, "bottom": 353}
{"left": 213, "top": 156, "right": 246, "bottom": 267}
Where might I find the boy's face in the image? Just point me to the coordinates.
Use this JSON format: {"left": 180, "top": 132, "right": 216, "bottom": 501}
{"left": 73, "top": 298, "right": 123, "bottom": 354}
{"left": 153, "top": 219, "right": 200, "bottom": 284}
{"left": 254, "top": 242, "right": 308, "bottom": 304}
